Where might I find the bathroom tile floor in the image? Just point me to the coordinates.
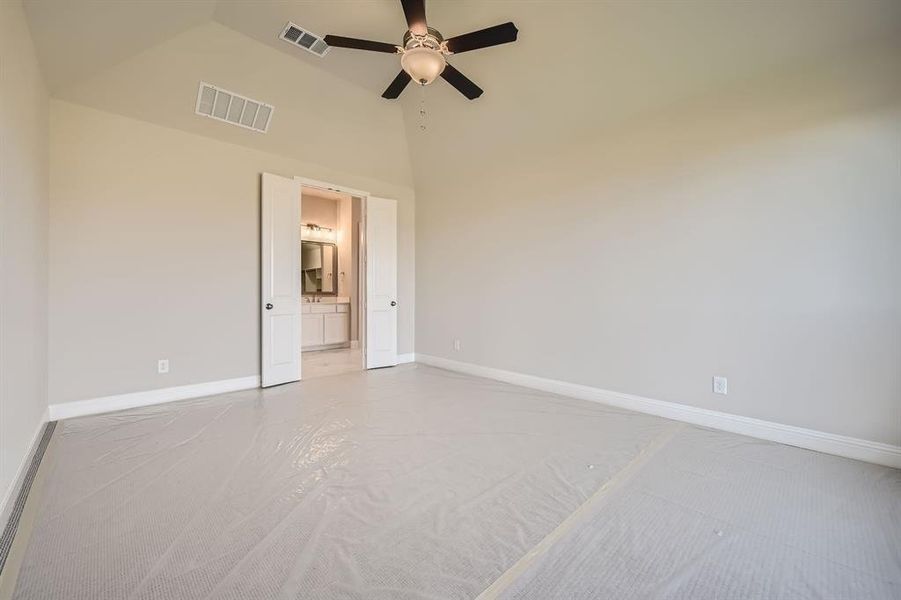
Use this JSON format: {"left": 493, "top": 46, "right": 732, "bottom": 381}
{"left": 302, "top": 347, "right": 362, "bottom": 379}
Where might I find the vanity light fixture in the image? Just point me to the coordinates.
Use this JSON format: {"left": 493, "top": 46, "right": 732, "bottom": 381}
{"left": 301, "top": 223, "right": 336, "bottom": 242}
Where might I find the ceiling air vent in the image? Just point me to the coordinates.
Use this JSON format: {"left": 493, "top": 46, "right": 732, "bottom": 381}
{"left": 279, "top": 22, "right": 330, "bottom": 57}
{"left": 195, "top": 82, "right": 274, "bottom": 133}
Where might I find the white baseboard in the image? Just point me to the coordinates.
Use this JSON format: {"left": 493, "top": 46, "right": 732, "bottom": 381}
{"left": 48, "top": 376, "right": 260, "bottom": 421}
{"left": 415, "top": 354, "right": 901, "bottom": 469}
{"left": 0, "top": 407, "right": 49, "bottom": 526}
{"left": 397, "top": 353, "right": 416, "bottom": 364}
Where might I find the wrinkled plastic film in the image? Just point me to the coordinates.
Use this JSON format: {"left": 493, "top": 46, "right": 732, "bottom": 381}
{"left": 11, "top": 364, "right": 901, "bottom": 599}
{"left": 12, "top": 366, "right": 670, "bottom": 599}
{"left": 499, "top": 427, "right": 901, "bottom": 599}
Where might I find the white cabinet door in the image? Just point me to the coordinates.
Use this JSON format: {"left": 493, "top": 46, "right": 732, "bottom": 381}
{"left": 261, "top": 173, "right": 301, "bottom": 386}
{"left": 323, "top": 313, "right": 349, "bottom": 345}
{"left": 302, "top": 314, "right": 324, "bottom": 348}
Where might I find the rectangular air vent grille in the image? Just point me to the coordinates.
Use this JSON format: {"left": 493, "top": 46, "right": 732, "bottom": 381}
{"left": 195, "top": 82, "right": 273, "bottom": 133}
{"left": 280, "top": 22, "right": 330, "bottom": 57}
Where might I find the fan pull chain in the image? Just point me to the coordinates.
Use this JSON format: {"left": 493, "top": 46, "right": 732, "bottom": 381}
{"left": 418, "top": 85, "right": 428, "bottom": 131}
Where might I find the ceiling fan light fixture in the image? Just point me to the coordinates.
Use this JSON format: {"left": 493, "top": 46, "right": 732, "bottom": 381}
{"left": 401, "top": 46, "right": 446, "bottom": 85}
{"left": 324, "top": 0, "right": 518, "bottom": 99}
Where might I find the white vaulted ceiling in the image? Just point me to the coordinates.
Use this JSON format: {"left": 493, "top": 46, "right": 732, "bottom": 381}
{"left": 23, "top": 0, "right": 219, "bottom": 92}
{"left": 27, "top": 0, "right": 901, "bottom": 96}
{"left": 23, "top": 0, "right": 901, "bottom": 186}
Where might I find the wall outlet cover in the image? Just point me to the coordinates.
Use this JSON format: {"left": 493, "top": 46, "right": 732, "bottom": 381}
{"left": 158, "top": 359, "right": 170, "bottom": 374}
{"left": 453, "top": 339, "right": 462, "bottom": 352}
{"left": 713, "top": 376, "right": 728, "bottom": 395}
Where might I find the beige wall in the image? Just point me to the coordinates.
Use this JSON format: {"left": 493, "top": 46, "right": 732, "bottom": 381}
{"left": 409, "top": 43, "right": 901, "bottom": 446}
{"left": 301, "top": 194, "right": 338, "bottom": 230}
{"left": 49, "top": 100, "right": 414, "bottom": 405}
{"left": 0, "top": 0, "right": 49, "bottom": 511}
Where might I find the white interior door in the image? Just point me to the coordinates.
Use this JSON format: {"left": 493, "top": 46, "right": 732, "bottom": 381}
{"left": 261, "top": 173, "right": 301, "bottom": 387}
{"left": 366, "top": 197, "right": 398, "bottom": 368}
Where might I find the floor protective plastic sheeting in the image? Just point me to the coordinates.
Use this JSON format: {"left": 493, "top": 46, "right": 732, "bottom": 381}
{"left": 497, "top": 427, "right": 901, "bottom": 599}
{"left": 11, "top": 365, "right": 901, "bottom": 599}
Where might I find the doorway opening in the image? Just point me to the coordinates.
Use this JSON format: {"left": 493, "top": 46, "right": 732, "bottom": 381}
{"left": 299, "top": 183, "right": 365, "bottom": 379}
{"left": 260, "top": 172, "right": 398, "bottom": 388}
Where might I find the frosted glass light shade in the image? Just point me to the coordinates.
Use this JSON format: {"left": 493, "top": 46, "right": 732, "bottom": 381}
{"left": 401, "top": 47, "right": 446, "bottom": 85}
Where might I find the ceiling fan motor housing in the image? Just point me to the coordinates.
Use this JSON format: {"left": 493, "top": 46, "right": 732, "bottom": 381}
{"left": 403, "top": 27, "right": 446, "bottom": 52}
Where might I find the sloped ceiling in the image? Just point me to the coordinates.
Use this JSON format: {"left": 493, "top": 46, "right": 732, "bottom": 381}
{"left": 24, "top": 0, "right": 416, "bottom": 187}
{"left": 24, "top": 0, "right": 219, "bottom": 92}
{"left": 48, "top": 21, "right": 413, "bottom": 186}
{"left": 23, "top": 0, "right": 901, "bottom": 187}
{"left": 395, "top": 0, "right": 901, "bottom": 180}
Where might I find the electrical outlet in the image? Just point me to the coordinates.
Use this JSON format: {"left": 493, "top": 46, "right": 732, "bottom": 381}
{"left": 158, "top": 359, "right": 169, "bottom": 374}
{"left": 713, "top": 376, "right": 727, "bottom": 395}
{"left": 453, "top": 339, "right": 462, "bottom": 352}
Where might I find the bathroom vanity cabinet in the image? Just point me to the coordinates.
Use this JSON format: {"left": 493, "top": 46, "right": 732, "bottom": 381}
{"left": 301, "top": 301, "right": 350, "bottom": 349}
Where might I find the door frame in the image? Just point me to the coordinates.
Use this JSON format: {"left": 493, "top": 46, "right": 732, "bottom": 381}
{"left": 294, "top": 176, "right": 369, "bottom": 374}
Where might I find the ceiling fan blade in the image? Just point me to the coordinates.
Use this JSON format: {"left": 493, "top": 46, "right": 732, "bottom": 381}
{"left": 445, "top": 22, "right": 518, "bottom": 54}
{"left": 401, "top": 0, "right": 428, "bottom": 35}
{"left": 382, "top": 70, "right": 412, "bottom": 99}
{"left": 440, "top": 63, "right": 483, "bottom": 100}
{"left": 323, "top": 35, "right": 398, "bottom": 53}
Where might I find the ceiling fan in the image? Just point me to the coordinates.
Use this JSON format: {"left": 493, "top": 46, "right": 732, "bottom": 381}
{"left": 323, "top": 0, "right": 518, "bottom": 100}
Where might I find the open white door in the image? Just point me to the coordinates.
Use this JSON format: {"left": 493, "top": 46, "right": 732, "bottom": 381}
{"left": 366, "top": 197, "right": 398, "bottom": 368}
{"left": 261, "top": 173, "right": 301, "bottom": 387}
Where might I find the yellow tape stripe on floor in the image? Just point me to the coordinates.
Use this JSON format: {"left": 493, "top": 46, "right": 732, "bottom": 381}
{"left": 477, "top": 422, "right": 684, "bottom": 599}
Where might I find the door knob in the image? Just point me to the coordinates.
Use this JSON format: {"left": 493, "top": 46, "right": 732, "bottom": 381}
{"left": 390, "top": 300, "right": 397, "bottom": 307}
{"left": 265, "top": 303, "right": 273, "bottom": 310}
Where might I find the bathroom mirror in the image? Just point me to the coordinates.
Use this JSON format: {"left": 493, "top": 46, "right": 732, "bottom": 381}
{"left": 301, "top": 241, "right": 338, "bottom": 295}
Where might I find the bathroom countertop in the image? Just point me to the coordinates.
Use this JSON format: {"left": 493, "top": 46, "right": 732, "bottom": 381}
{"left": 303, "top": 297, "right": 350, "bottom": 304}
